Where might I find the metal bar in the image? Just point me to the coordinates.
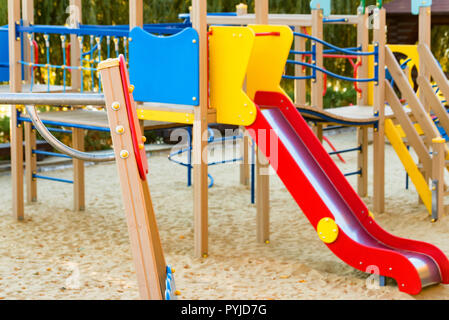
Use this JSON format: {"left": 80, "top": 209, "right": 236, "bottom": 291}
{"left": 293, "top": 32, "right": 376, "bottom": 56}
{"left": 19, "top": 117, "right": 110, "bottom": 133}
{"left": 328, "top": 146, "right": 362, "bottom": 156}
{"left": 33, "top": 174, "right": 74, "bottom": 184}
{"left": 32, "top": 149, "right": 72, "bottom": 159}
{"left": 0, "top": 93, "right": 105, "bottom": 106}
{"left": 344, "top": 170, "right": 362, "bottom": 177}
{"left": 286, "top": 60, "right": 377, "bottom": 83}
{"left": 24, "top": 105, "right": 115, "bottom": 162}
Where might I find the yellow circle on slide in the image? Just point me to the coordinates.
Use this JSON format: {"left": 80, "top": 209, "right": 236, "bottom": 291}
{"left": 317, "top": 218, "right": 339, "bottom": 244}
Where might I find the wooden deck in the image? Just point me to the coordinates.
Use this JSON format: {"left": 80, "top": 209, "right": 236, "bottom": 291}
{"left": 20, "top": 109, "right": 182, "bottom": 130}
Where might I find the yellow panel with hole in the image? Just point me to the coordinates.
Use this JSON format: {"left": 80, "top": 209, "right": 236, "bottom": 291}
{"left": 246, "top": 25, "right": 294, "bottom": 101}
{"left": 316, "top": 217, "right": 339, "bottom": 244}
{"left": 209, "top": 26, "right": 257, "bottom": 126}
{"left": 137, "top": 109, "right": 194, "bottom": 125}
{"left": 367, "top": 44, "right": 420, "bottom": 106}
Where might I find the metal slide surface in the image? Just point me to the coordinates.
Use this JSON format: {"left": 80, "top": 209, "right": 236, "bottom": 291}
{"left": 246, "top": 91, "right": 449, "bottom": 295}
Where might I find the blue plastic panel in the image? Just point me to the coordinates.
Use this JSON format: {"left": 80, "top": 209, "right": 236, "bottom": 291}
{"left": 412, "top": 0, "right": 432, "bottom": 15}
{"left": 0, "top": 26, "right": 9, "bottom": 82}
{"left": 310, "top": 0, "right": 331, "bottom": 17}
{"left": 129, "top": 27, "right": 199, "bottom": 106}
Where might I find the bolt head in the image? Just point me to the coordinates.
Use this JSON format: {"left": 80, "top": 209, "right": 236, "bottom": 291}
{"left": 120, "top": 150, "right": 129, "bottom": 159}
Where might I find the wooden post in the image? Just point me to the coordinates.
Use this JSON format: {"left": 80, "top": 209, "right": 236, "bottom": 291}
{"left": 311, "top": 9, "right": 323, "bottom": 142}
{"left": 418, "top": 5, "right": 431, "bottom": 112}
{"left": 99, "top": 60, "right": 166, "bottom": 300}
{"left": 356, "top": 11, "right": 369, "bottom": 197}
{"left": 240, "top": 128, "right": 250, "bottom": 186}
{"left": 129, "top": 0, "right": 144, "bottom": 133}
{"left": 70, "top": 0, "right": 82, "bottom": 92}
{"left": 431, "top": 138, "right": 445, "bottom": 222}
{"left": 72, "top": 128, "right": 85, "bottom": 211}
{"left": 191, "top": 0, "right": 209, "bottom": 258}
{"left": 9, "top": 0, "right": 24, "bottom": 220}
{"left": 129, "top": 0, "right": 143, "bottom": 29}
{"left": 254, "top": 0, "right": 270, "bottom": 244}
{"left": 372, "top": 8, "right": 386, "bottom": 214}
{"left": 21, "top": 0, "right": 34, "bottom": 83}
{"left": 25, "top": 122, "right": 37, "bottom": 203}
{"left": 294, "top": 26, "right": 306, "bottom": 106}
{"left": 22, "top": 0, "right": 37, "bottom": 204}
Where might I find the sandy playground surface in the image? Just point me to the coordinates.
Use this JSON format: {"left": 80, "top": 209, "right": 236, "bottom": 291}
{"left": 1, "top": 128, "right": 449, "bottom": 300}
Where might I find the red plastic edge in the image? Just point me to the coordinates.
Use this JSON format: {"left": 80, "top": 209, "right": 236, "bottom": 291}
{"left": 118, "top": 55, "right": 149, "bottom": 180}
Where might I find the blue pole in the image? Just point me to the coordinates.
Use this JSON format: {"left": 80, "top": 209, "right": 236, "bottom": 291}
{"left": 187, "top": 127, "right": 192, "bottom": 187}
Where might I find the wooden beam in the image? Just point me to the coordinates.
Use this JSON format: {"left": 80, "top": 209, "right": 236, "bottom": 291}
{"left": 9, "top": 0, "right": 24, "bottom": 220}
{"left": 255, "top": 0, "right": 269, "bottom": 24}
{"left": 254, "top": 0, "right": 270, "bottom": 245}
{"left": 372, "top": 8, "right": 386, "bottom": 214}
{"left": 191, "top": 0, "right": 209, "bottom": 258}
{"left": 418, "top": 5, "right": 431, "bottom": 112}
{"left": 99, "top": 60, "right": 166, "bottom": 300}
{"left": 72, "top": 128, "right": 85, "bottom": 211}
{"left": 312, "top": 9, "right": 323, "bottom": 142}
{"left": 70, "top": 0, "right": 82, "bottom": 92}
{"left": 21, "top": 0, "right": 34, "bottom": 83}
{"left": 24, "top": 122, "right": 37, "bottom": 203}
{"left": 417, "top": 75, "right": 449, "bottom": 139}
{"left": 385, "top": 81, "right": 432, "bottom": 173}
{"left": 129, "top": 0, "right": 143, "bottom": 29}
{"left": 240, "top": 127, "right": 250, "bottom": 186}
{"left": 418, "top": 44, "right": 449, "bottom": 104}
{"left": 357, "top": 127, "right": 368, "bottom": 197}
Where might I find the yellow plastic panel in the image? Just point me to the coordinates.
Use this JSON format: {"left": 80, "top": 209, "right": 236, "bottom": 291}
{"left": 137, "top": 109, "right": 194, "bottom": 125}
{"left": 368, "top": 44, "right": 419, "bottom": 105}
{"left": 316, "top": 218, "right": 339, "bottom": 244}
{"left": 246, "top": 25, "right": 294, "bottom": 100}
{"left": 209, "top": 26, "right": 257, "bottom": 126}
{"left": 385, "top": 119, "right": 432, "bottom": 214}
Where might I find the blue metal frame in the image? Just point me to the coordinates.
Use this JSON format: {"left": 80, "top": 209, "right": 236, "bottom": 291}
{"left": 32, "top": 150, "right": 72, "bottom": 159}
{"left": 33, "top": 174, "right": 74, "bottom": 184}
{"left": 18, "top": 116, "right": 110, "bottom": 132}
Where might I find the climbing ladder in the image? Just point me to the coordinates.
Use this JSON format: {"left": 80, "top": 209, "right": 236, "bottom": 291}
{"left": 384, "top": 45, "right": 449, "bottom": 221}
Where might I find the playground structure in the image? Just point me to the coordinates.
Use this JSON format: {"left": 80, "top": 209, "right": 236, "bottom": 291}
{"left": 2, "top": 0, "right": 449, "bottom": 299}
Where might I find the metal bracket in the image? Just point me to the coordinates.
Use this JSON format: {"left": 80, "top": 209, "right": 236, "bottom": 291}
{"left": 431, "top": 179, "right": 439, "bottom": 222}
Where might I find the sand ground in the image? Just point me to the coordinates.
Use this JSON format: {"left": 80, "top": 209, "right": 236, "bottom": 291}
{"left": 1, "top": 128, "right": 449, "bottom": 300}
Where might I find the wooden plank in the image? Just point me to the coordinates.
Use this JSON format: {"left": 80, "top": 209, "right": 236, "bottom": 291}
{"left": 418, "top": 44, "right": 449, "bottom": 106}
{"left": 357, "top": 127, "right": 368, "bottom": 197}
{"left": 254, "top": 0, "right": 270, "bottom": 245}
{"left": 255, "top": 0, "right": 269, "bottom": 25}
{"left": 385, "top": 81, "right": 432, "bottom": 173}
{"left": 21, "top": 0, "right": 34, "bottom": 83}
{"left": 385, "top": 46, "right": 441, "bottom": 145}
{"left": 256, "top": 147, "right": 270, "bottom": 244}
{"left": 385, "top": 118, "right": 432, "bottom": 214}
{"left": 240, "top": 127, "right": 250, "bottom": 186}
{"left": 191, "top": 0, "right": 209, "bottom": 258}
{"left": 372, "top": 8, "right": 386, "bottom": 214}
{"left": 357, "top": 11, "right": 369, "bottom": 106}
{"left": 417, "top": 75, "right": 449, "bottom": 140}
{"left": 100, "top": 61, "right": 165, "bottom": 300}
{"left": 312, "top": 9, "right": 323, "bottom": 142}
{"left": 70, "top": 0, "right": 82, "bottom": 92}
{"left": 418, "top": 6, "right": 431, "bottom": 112}
{"left": 129, "top": 0, "right": 143, "bottom": 29}
{"left": 72, "top": 128, "right": 85, "bottom": 211}
{"left": 24, "top": 122, "right": 37, "bottom": 203}
{"left": 9, "top": 0, "right": 24, "bottom": 220}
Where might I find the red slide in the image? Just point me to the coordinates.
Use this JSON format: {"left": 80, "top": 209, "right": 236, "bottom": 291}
{"left": 246, "top": 91, "right": 449, "bottom": 295}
